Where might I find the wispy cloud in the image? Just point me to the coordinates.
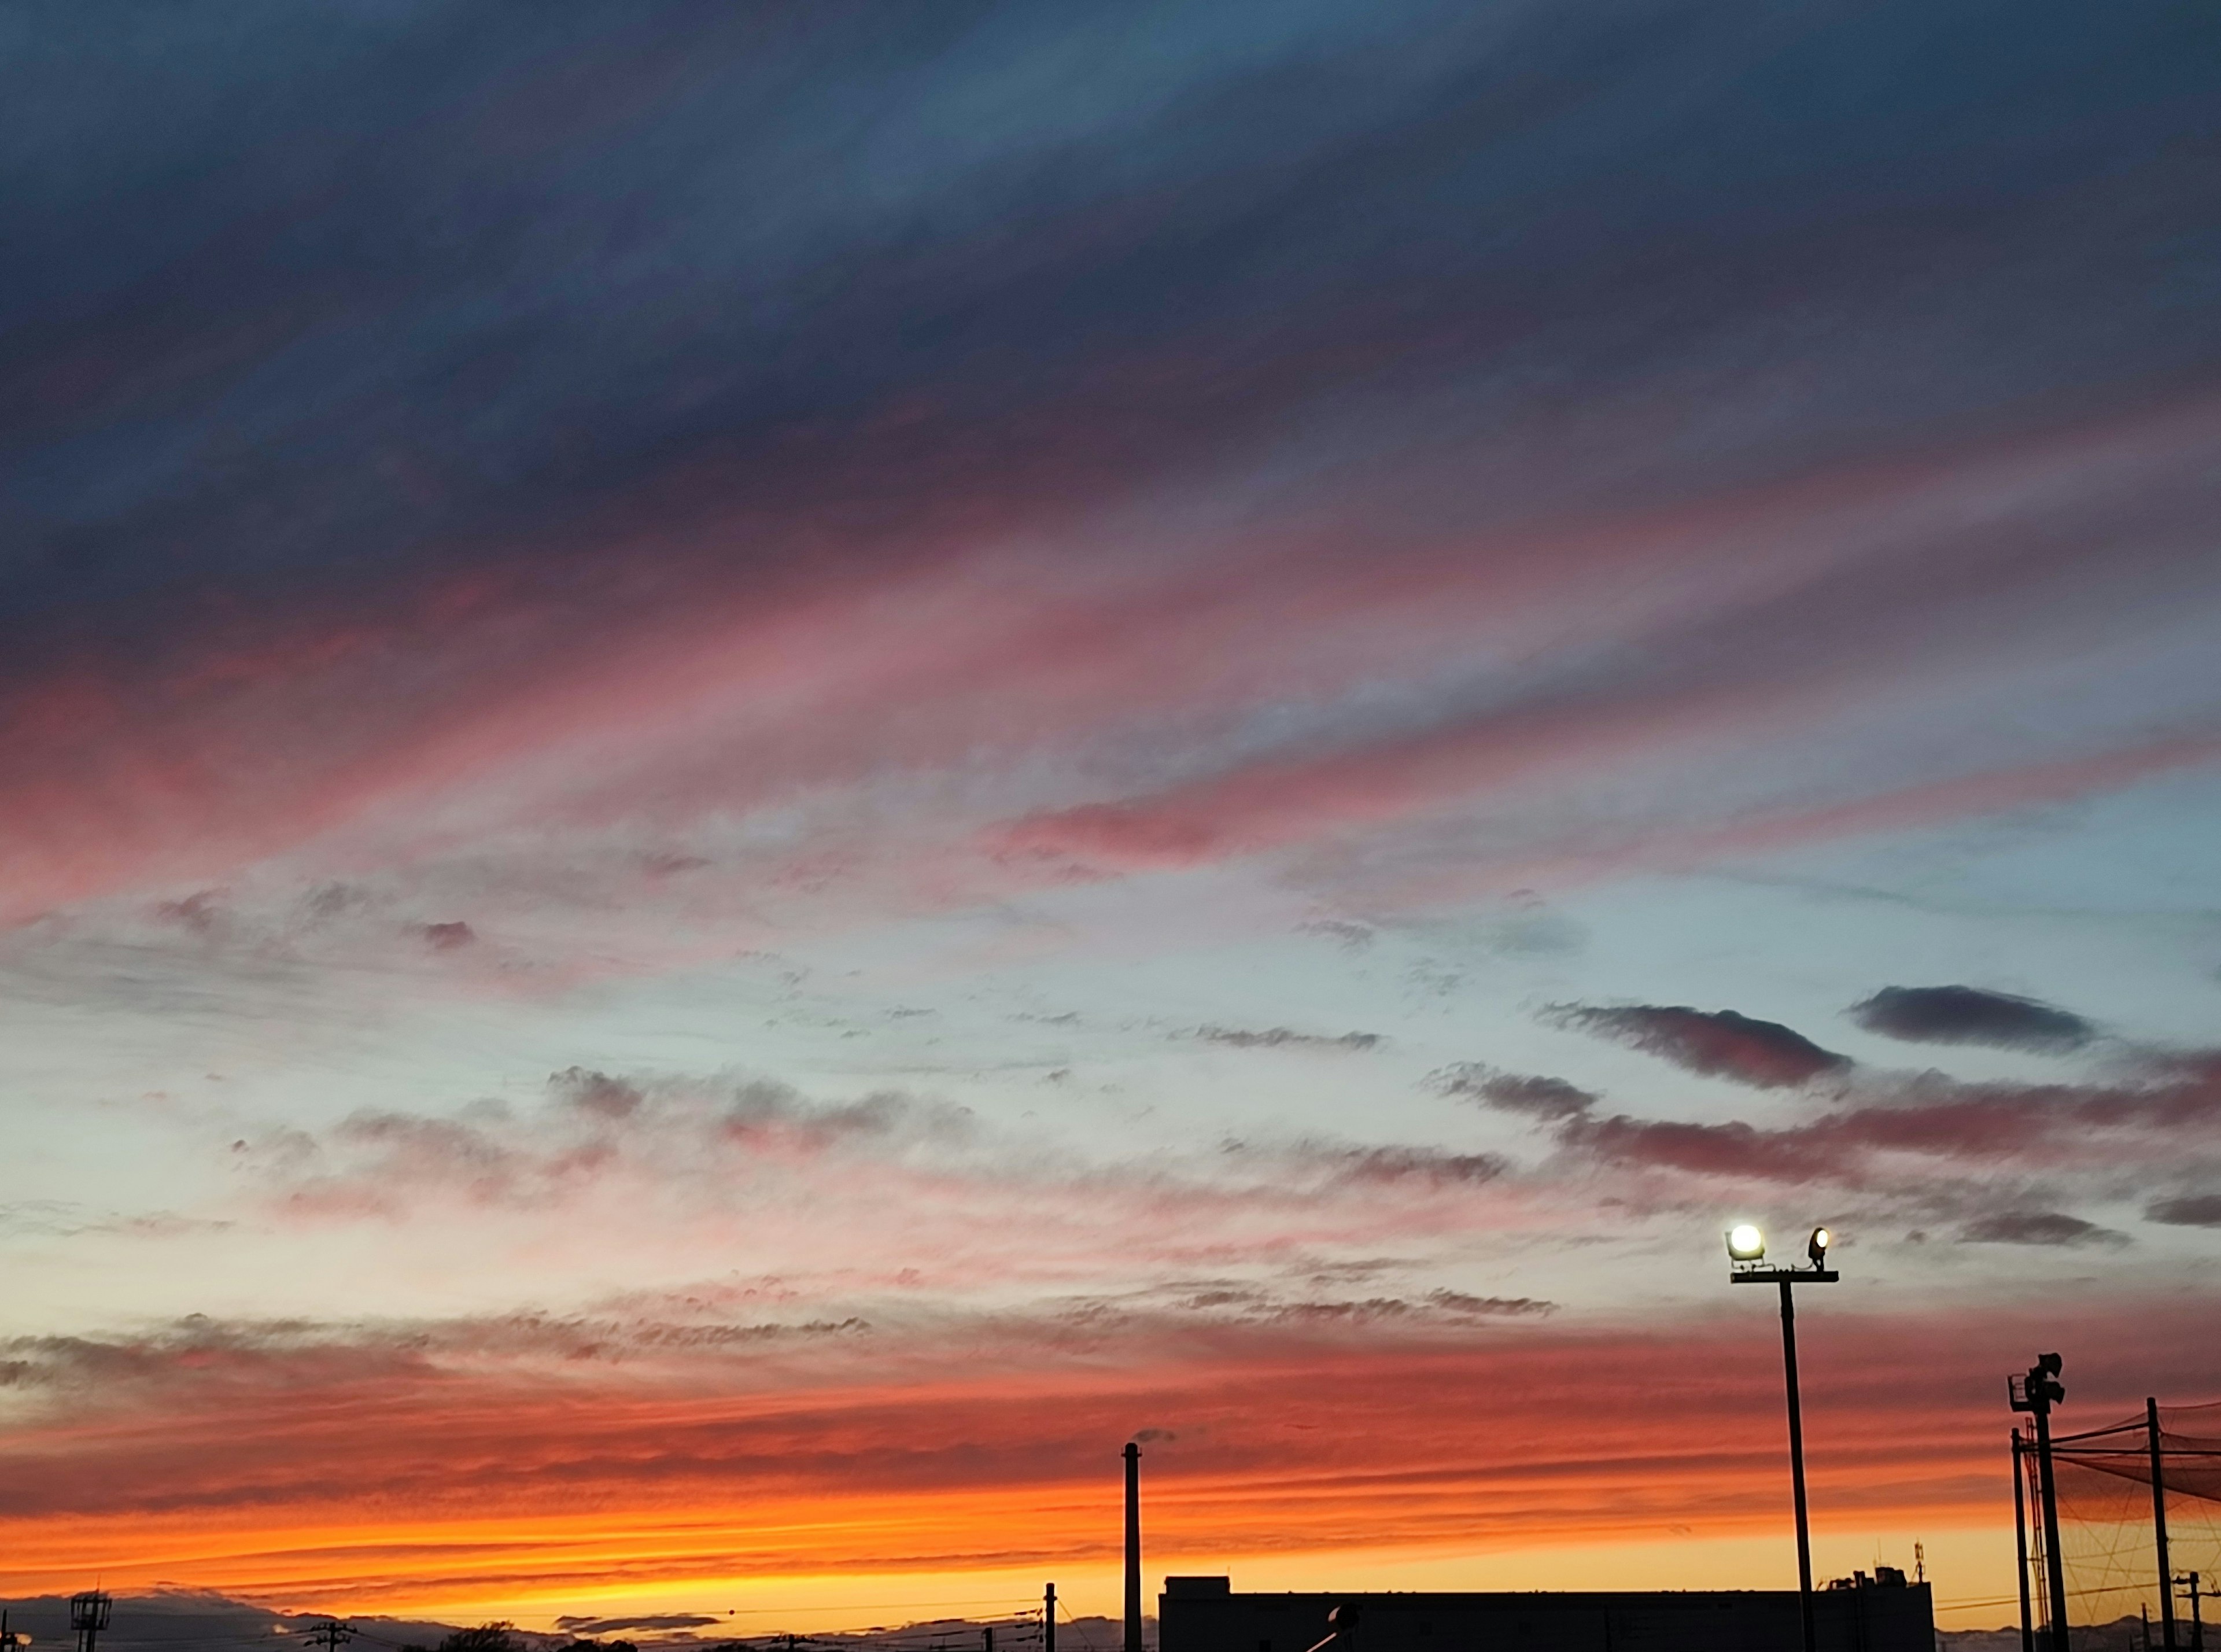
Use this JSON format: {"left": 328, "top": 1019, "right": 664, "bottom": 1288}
{"left": 245, "top": 1070, "right": 980, "bottom": 1220}
{"left": 1186, "top": 1025, "right": 1382, "bottom": 1052}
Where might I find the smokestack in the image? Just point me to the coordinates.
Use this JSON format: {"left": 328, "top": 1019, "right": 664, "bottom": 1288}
{"left": 1124, "top": 1440, "right": 1143, "bottom": 1652}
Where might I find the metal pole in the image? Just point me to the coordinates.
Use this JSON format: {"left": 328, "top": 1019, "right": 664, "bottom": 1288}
{"left": 1046, "top": 1584, "right": 1057, "bottom": 1652}
{"left": 2034, "top": 1398, "right": 2070, "bottom": 1652}
{"left": 2153, "top": 1400, "right": 2178, "bottom": 1652}
{"left": 2016, "top": 1430, "right": 2036, "bottom": 1652}
{"left": 1780, "top": 1278, "right": 1817, "bottom": 1652}
{"left": 1126, "top": 1441, "right": 1144, "bottom": 1652}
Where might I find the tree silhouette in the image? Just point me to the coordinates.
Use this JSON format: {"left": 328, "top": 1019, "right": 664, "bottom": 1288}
{"left": 437, "top": 1625, "right": 521, "bottom": 1652}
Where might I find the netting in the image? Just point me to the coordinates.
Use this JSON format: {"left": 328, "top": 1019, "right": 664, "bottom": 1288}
{"left": 2028, "top": 1402, "right": 2221, "bottom": 1652}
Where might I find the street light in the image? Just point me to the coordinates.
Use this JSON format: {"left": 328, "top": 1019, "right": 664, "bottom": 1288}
{"left": 1728, "top": 1224, "right": 1839, "bottom": 1652}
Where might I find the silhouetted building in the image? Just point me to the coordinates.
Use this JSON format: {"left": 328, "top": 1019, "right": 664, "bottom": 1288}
{"left": 1159, "top": 1571, "right": 1935, "bottom": 1652}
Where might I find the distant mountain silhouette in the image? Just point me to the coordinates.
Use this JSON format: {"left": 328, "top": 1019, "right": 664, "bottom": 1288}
{"left": 0, "top": 1591, "right": 1124, "bottom": 1651}
{"left": 0, "top": 1591, "right": 475, "bottom": 1650}
{"left": 1941, "top": 1619, "right": 2158, "bottom": 1652}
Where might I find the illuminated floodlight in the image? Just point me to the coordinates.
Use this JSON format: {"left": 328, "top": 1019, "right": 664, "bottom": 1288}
{"left": 1807, "top": 1226, "right": 1832, "bottom": 1265}
{"left": 1727, "top": 1223, "right": 1766, "bottom": 1261}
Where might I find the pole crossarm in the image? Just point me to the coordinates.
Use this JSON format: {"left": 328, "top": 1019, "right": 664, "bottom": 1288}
{"left": 1730, "top": 1266, "right": 1840, "bottom": 1284}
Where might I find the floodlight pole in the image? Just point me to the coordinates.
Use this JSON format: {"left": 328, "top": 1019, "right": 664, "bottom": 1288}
{"left": 1780, "top": 1274, "right": 1815, "bottom": 1650}
{"left": 2034, "top": 1391, "right": 2067, "bottom": 1652}
{"left": 1731, "top": 1253, "right": 1837, "bottom": 1652}
{"left": 2011, "top": 1355, "right": 2071, "bottom": 1652}
{"left": 2152, "top": 1399, "right": 2178, "bottom": 1652}
{"left": 2015, "top": 1430, "right": 2035, "bottom": 1652}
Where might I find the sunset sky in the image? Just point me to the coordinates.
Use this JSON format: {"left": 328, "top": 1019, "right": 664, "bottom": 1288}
{"left": 6, "top": 1, "right": 2221, "bottom": 1636}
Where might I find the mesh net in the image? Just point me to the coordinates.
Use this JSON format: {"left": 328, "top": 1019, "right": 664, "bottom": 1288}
{"left": 2030, "top": 1402, "right": 2221, "bottom": 1652}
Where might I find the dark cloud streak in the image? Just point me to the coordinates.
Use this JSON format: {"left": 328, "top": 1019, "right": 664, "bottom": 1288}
{"left": 1430, "top": 1063, "right": 1599, "bottom": 1120}
{"left": 1545, "top": 1003, "right": 1851, "bottom": 1088}
{"left": 1958, "top": 1211, "right": 2127, "bottom": 1248}
{"left": 1849, "top": 986, "right": 2093, "bottom": 1051}
{"left": 2146, "top": 1193, "right": 2221, "bottom": 1227}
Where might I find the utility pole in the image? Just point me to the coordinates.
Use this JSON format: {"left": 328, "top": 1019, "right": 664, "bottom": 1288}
{"left": 2010, "top": 1353, "right": 2070, "bottom": 1652}
{"left": 2014, "top": 1430, "right": 2035, "bottom": 1652}
{"left": 1125, "top": 1440, "right": 1143, "bottom": 1652}
{"left": 1045, "top": 1583, "right": 1057, "bottom": 1652}
{"left": 305, "top": 1624, "right": 355, "bottom": 1652}
{"left": 2152, "top": 1399, "right": 2178, "bottom": 1652}
{"left": 2176, "top": 1573, "right": 2204, "bottom": 1652}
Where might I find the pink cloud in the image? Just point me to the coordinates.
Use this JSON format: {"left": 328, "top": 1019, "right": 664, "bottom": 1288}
{"left": 5, "top": 386, "right": 2218, "bottom": 942}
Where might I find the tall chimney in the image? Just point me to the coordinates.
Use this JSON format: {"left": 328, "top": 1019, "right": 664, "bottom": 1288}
{"left": 1124, "top": 1441, "right": 1143, "bottom": 1652}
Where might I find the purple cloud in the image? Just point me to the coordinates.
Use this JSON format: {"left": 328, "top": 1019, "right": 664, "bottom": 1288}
{"left": 1849, "top": 986, "right": 2092, "bottom": 1052}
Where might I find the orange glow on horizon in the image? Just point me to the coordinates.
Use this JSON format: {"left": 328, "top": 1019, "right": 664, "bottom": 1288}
{"left": 0, "top": 1292, "right": 2198, "bottom": 1632}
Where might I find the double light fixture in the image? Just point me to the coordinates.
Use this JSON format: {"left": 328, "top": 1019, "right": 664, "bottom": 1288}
{"left": 1727, "top": 1222, "right": 1832, "bottom": 1268}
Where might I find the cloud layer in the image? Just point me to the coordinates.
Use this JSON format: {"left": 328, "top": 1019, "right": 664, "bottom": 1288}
{"left": 5, "top": 0, "right": 2221, "bottom": 1625}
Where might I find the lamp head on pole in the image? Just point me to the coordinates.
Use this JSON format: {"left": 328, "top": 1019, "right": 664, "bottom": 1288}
{"left": 2009, "top": 1352, "right": 2065, "bottom": 1414}
{"left": 1726, "top": 1222, "right": 1839, "bottom": 1282}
